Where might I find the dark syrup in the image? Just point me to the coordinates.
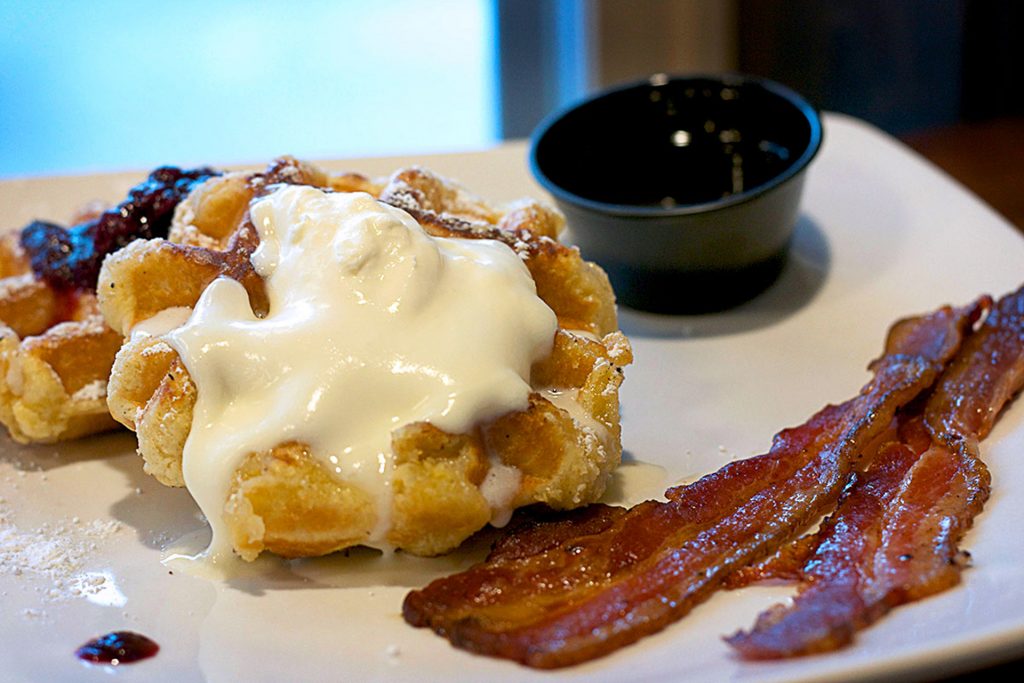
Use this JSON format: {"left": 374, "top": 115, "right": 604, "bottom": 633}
{"left": 554, "top": 122, "right": 795, "bottom": 208}
{"left": 75, "top": 631, "right": 159, "bottom": 665}
{"left": 602, "top": 134, "right": 793, "bottom": 207}
{"left": 537, "top": 80, "right": 806, "bottom": 208}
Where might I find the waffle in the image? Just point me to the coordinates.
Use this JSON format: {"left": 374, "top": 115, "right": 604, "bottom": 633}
{"left": 0, "top": 160, "right": 359, "bottom": 444}
{"left": 0, "top": 210, "right": 123, "bottom": 443}
{"left": 100, "top": 157, "right": 631, "bottom": 559}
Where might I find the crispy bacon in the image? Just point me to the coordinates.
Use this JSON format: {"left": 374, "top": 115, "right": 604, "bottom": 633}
{"left": 725, "top": 426, "right": 932, "bottom": 657}
{"left": 728, "top": 286, "right": 1024, "bottom": 659}
{"left": 403, "top": 300, "right": 985, "bottom": 668}
{"left": 926, "top": 286, "right": 1024, "bottom": 443}
{"left": 724, "top": 530, "right": 819, "bottom": 588}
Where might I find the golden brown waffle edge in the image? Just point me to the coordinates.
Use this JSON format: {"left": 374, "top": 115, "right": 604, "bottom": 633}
{"left": 0, "top": 226, "right": 123, "bottom": 443}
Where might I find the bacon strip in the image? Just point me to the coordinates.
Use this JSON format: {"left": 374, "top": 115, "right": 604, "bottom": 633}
{"left": 403, "top": 300, "right": 984, "bottom": 668}
{"left": 728, "top": 286, "right": 1023, "bottom": 659}
{"left": 725, "top": 426, "right": 931, "bottom": 656}
{"left": 926, "top": 286, "right": 1024, "bottom": 443}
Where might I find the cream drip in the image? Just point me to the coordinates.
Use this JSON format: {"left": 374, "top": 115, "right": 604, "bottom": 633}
{"left": 164, "top": 185, "right": 558, "bottom": 564}
{"left": 540, "top": 387, "right": 611, "bottom": 448}
{"left": 129, "top": 306, "right": 192, "bottom": 341}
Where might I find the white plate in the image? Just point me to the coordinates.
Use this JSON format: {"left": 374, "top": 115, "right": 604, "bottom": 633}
{"left": 1, "top": 114, "right": 1023, "bottom": 683}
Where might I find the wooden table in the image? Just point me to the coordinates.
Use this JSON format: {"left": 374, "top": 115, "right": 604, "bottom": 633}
{"left": 903, "top": 117, "right": 1024, "bottom": 236}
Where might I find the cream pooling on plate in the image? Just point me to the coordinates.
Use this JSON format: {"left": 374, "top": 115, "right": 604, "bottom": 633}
{"left": 164, "top": 185, "right": 558, "bottom": 562}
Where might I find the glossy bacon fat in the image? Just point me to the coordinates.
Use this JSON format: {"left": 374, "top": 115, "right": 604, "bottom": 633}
{"left": 728, "top": 285, "right": 1024, "bottom": 658}
{"left": 403, "top": 298, "right": 987, "bottom": 668}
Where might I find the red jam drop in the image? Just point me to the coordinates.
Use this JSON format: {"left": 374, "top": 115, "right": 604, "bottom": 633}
{"left": 21, "top": 166, "right": 219, "bottom": 291}
{"left": 75, "top": 631, "right": 159, "bottom": 665}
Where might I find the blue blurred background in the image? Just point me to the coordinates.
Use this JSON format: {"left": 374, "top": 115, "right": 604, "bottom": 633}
{"left": 1, "top": 1, "right": 496, "bottom": 176}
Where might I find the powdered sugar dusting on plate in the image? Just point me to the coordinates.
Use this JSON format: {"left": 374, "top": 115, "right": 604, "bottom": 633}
{"left": 0, "top": 499, "right": 125, "bottom": 604}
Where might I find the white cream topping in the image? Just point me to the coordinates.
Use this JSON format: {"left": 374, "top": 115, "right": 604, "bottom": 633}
{"left": 164, "top": 185, "right": 557, "bottom": 563}
{"left": 130, "top": 306, "right": 192, "bottom": 341}
{"left": 540, "top": 387, "right": 611, "bottom": 448}
{"left": 478, "top": 460, "right": 522, "bottom": 528}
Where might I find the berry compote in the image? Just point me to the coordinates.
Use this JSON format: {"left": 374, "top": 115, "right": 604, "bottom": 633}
{"left": 21, "top": 166, "right": 219, "bottom": 291}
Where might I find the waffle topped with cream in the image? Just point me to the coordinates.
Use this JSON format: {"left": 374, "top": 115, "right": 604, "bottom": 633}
{"left": 99, "top": 157, "right": 631, "bottom": 561}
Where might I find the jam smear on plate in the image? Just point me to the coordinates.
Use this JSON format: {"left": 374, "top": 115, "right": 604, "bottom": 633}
{"left": 75, "top": 631, "right": 159, "bottom": 665}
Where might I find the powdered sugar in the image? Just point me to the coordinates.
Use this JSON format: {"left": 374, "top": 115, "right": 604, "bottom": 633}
{"left": 0, "top": 500, "right": 124, "bottom": 604}
{"left": 71, "top": 379, "right": 107, "bottom": 402}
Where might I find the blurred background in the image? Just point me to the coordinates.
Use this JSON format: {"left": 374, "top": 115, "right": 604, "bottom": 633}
{"left": 2, "top": 0, "right": 1020, "bottom": 225}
